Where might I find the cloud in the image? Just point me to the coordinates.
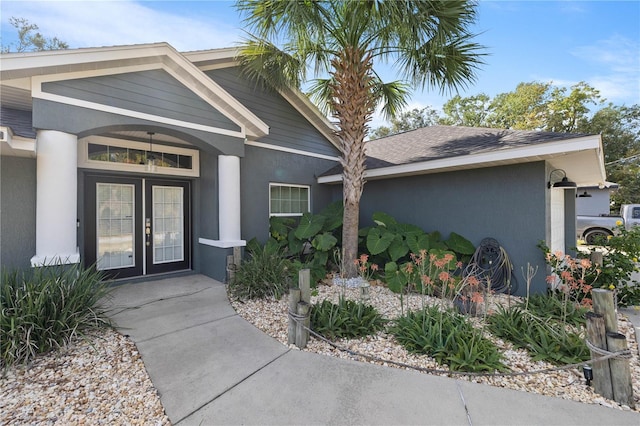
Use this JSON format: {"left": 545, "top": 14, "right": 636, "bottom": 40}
{"left": 1, "top": 0, "right": 241, "bottom": 51}
{"left": 571, "top": 35, "right": 640, "bottom": 104}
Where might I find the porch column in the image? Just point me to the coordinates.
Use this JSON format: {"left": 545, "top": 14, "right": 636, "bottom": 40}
{"left": 31, "top": 130, "right": 80, "bottom": 266}
{"left": 217, "top": 155, "right": 245, "bottom": 246}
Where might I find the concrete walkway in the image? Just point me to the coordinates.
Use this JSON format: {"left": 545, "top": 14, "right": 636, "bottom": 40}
{"left": 107, "top": 274, "right": 639, "bottom": 425}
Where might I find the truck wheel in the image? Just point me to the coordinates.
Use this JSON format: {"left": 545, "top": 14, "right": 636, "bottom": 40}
{"left": 584, "top": 229, "right": 612, "bottom": 245}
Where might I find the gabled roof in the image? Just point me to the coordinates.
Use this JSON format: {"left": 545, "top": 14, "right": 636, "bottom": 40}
{"left": 1, "top": 43, "right": 340, "bottom": 150}
{"left": 319, "top": 125, "right": 607, "bottom": 187}
{"left": 0, "top": 43, "right": 270, "bottom": 139}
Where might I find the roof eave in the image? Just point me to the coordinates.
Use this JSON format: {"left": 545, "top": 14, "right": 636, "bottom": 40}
{"left": 319, "top": 134, "right": 606, "bottom": 186}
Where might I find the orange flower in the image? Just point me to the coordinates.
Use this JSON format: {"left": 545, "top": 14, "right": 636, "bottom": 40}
{"left": 580, "top": 258, "right": 592, "bottom": 268}
{"left": 360, "top": 254, "right": 369, "bottom": 264}
{"left": 371, "top": 263, "right": 379, "bottom": 272}
{"left": 471, "top": 291, "right": 484, "bottom": 304}
{"left": 438, "top": 271, "right": 450, "bottom": 282}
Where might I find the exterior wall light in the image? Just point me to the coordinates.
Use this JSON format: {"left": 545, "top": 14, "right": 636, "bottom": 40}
{"left": 577, "top": 191, "right": 592, "bottom": 198}
{"left": 547, "top": 169, "right": 577, "bottom": 189}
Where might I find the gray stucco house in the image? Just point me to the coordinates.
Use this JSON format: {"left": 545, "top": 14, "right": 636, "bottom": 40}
{"left": 0, "top": 43, "right": 340, "bottom": 281}
{"left": 0, "top": 43, "right": 607, "bottom": 294}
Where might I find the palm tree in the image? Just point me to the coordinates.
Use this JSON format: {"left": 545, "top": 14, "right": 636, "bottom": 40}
{"left": 236, "top": 0, "right": 484, "bottom": 277}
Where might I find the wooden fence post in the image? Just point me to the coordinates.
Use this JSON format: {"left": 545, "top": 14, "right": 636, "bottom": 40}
{"left": 295, "top": 301, "right": 310, "bottom": 349}
{"left": 585, "top": 312, "right": 614, "bottom": 399}
{"left": 299, "top": 269, "right": 311, "bottom": 304}
{"left": 288, "top": 288, "right": 301, "bottom": 345}
{"left": 606, "top": 332, "right": 635, "bottom": 409}
{"left": 592, "top": 289, "right": 618, "bottom": 333}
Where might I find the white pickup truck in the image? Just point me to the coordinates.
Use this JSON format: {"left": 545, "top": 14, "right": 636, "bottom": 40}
{"left": 577, "top": 204, "right": 640, "bottom": 244}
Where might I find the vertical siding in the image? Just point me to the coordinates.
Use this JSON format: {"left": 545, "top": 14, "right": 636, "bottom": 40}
{"left": 1, "top": 156, "right": 36, "bottom": 270}
{"left": 358, "top": 162, "right": 549, "bottom": 295}
{"left": 206, "top": 68, "right": 340, "bottom": 158}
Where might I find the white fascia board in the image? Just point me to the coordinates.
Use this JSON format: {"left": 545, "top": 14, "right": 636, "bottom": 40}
{"left": 318, "top": 134, "right": 603, "bottom": 184}
{"left": 246, "top": 140, "right": 340, "bottom": 162}
{"left": 1, "top": 43, "right": 173, "bottom": 72}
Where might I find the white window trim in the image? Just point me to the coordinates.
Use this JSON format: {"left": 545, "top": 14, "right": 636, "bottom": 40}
{"left": 78, "top": 135, "right": 200, "bottom": 177}
{"left": 269, "top": 183, "right": 311, "bottom": 217}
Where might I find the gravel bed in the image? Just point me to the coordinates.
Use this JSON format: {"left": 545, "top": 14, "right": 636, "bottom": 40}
{"left": 0, "top": 328, "right": 170, "bottom": 425}
{"left": 231, "top": 282, "right": 640, "bottom": 413}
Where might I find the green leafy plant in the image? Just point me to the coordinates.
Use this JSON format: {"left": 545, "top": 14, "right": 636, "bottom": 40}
{"left": 360, "top": 212, "right": 475, "bottom": 268}
{"left": 519, "top": 293, "right": 588, "bottom": 327}
{"left": 1, "top": 263, "right": 111, "bottom": 367}
{"left": 577, "top": 224, "right": 640, "bottom": 307}
{"left": 391, "top": 306, "right": 506, "bottom": 372}
{"left": 267, "top": 201, "right": 344, "bottom": 283}
{"left": 228, "top": 243, "right": 293, "bottom": 300}
{"left": 310, "top": 298, "right": 387, "bottom": 339}
{"left": 487, "top": 304, "right": 589, "bottom": 365}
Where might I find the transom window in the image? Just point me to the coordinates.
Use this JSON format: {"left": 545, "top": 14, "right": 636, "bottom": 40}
{"left": 78, "top": 135, "right": 199, "bottom": 178}
{"left": 270, "top": 183, "right": 310, "bottom": 217}
{"left": 88, "top": 143, "right": 193, "bottom": 170}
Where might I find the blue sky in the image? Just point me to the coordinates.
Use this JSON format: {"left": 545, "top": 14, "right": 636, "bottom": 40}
{"left": 1, "top": 1, "right": 639, "bottom": 127}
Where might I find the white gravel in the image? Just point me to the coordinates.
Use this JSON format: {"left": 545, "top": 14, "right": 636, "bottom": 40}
{"left": 0, "top": 328, "right": 170, "bottom": 425}
{"left": 231, "top": 282, "right": 640, "bottom": 413}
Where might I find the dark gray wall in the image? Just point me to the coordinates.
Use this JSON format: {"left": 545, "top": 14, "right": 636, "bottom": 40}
{"left": 240, "top": 145, "right": 339, "bottom": 242}
{"left": 357, "top": 161, "right": 549, "bottom": 295}
{"left": 1, "top": 156, "right": 36, "bottom": 271}
{"left": 207, "top": 68, "right": 341, "bottom": 158}
{"left": 42, "top": 70, "right": 240, "bottom": 132}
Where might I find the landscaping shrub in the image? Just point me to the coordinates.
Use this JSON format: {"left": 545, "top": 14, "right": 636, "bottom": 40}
{"left": 391, "top": 306, "right": 506, "bottom": 372}
{"left": 228, "top": 243, "right": 293, "bottom": 300}
{"left": 1, "top": 263, "right": 111, "bottom": 368}
{"left": 519, "top": 293, "right": 589, "bottom": 327}
{"left": 487, "top": 304, "right": 590, "bottom": 365}
{"left": 310, "top": 298, "right": 387, "bottom": 339}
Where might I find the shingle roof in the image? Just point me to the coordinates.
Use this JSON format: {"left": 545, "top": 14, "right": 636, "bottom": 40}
{"left": 0, "top": 107, "right": 35, "bottom": 138}
{"left": 321, "top": 125, "right": 592, "bottom": 176}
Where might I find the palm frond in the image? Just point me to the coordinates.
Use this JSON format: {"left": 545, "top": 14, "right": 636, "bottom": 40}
{"left": 236, "top": 35, "right": 304, "bottom": 91}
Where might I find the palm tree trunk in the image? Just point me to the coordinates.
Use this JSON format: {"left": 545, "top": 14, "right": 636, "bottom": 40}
{"left": 330, "top": 47, "right": 376, "bottom": 278}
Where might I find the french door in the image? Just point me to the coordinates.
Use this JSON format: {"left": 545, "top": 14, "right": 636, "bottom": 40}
{"left": 85, "top": 175, "right": 191, "bottom": 279}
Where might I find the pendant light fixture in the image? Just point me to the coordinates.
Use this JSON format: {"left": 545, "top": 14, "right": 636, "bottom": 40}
{"left": 146, "top": 131, "right": 156, "bottom": 172}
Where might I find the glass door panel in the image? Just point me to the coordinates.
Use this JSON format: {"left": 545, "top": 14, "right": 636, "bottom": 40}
{"left": 152, "top": 186, "right": 184, "bottom": 264}
{"left": 96, "top": 183, "right": 135, "bottom": 270}
{"left": 145, "top": 180, "right": 190, "bottom": 275}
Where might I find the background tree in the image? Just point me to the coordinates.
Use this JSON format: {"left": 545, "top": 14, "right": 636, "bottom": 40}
{"left": 440, "top": 93, "right": 490, "bottom": 127}
{"left": 485, "top": 81, "right": 551, "bottom": 130}
{"left": 1, "top": 17, "right": 68, "bottom": 53}
{"left": 369, "top": 107, "right": 440, "bottom": 139}
{"left": 545, "top": 82, "right": 602, "bottom": 133}
{"left": 236, "top": 0, "right": 484, "bottom": 277}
